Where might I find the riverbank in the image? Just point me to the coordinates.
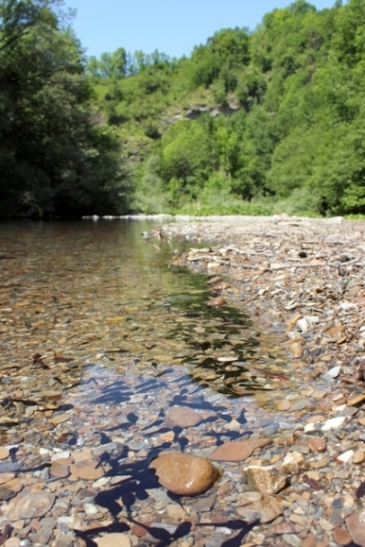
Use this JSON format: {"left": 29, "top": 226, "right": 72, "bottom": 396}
{"left": 160, "top": 214, "right": 365, "bottom": 546}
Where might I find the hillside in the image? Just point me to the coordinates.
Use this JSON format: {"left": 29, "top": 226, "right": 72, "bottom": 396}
{"left": 89, "top": 0, "right": 365, "bottom": 217}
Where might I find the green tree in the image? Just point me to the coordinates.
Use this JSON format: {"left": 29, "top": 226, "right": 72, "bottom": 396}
{"left": 0, "top": 0, "right": 132, "bottom": 217}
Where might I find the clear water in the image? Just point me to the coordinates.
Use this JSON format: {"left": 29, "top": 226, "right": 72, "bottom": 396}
{"left": 0, "top": 220, "right": 292, "bottom": 397}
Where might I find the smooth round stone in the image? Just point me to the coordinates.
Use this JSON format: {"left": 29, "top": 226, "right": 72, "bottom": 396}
{"left": 333, "top": 526, "right": 352, "bottom": 546}
{"left": 273, "top": 400, "right": 291, "bottom": 411}
{"left": 353, "top": 450, "right": 365, "bottom": 464}
{"left": 289, "top": 342, "right": 303, "bottom": 358}
{"left": 149, "top": 452, "right": 219, "bottom": 496}
{"left": 50, "top": 462, "right": 70, "bottom": 479}
{"left": 308, "top": 436, "right": 327, "bottom": 453}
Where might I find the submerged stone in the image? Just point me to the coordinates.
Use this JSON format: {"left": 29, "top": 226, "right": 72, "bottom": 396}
{"left": 149, "top": 452, "right": 219, "bottom": 496}
{"left": 237, "top": 492, "right": 283, "bottom": 523}
{"left": 6, "top": 492, "right": 55, "bottom": 520}
{"left": 166, "top": 406, "right": 202, "bottom": 428}
{"left": 210, "top": 438, "right": 272, "bottom": 462}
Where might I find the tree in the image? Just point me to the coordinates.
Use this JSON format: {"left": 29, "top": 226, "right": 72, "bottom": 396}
{"left": 0, "top": 0, "right": 132, "bottom": 217}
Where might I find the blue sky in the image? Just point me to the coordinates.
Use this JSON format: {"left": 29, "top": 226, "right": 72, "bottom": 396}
{"left": 65, "top": 0, "right": 338, "bottom": 59}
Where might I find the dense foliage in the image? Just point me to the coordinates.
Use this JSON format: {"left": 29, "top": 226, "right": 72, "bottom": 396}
{"left": 89, "top": 0, "right": 365, "bottom": 217}
{"left": 4, "top": 0, "right": 365, "bottom": 217}
{"left": 0, "top": 0, "right": 132, "bottom": 217}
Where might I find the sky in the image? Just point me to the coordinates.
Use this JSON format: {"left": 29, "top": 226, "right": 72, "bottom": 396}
{"left": 64, "top": 0, "right": 338, "bottom": 59}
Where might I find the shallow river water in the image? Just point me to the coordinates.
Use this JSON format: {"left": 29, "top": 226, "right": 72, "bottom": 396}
{"left": 0, "top": 220, "right": 302, "bottom": 546}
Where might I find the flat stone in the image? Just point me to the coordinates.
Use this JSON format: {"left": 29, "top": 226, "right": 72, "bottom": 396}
{"left": 347, "top": 394, "right": 365, "bottom": 407}
{"left": 282, "top": 534, "right": 302, "bottom": 547}
{"left": 0, "top": 487, "right": 16, "bottom": 501}
{"left": 210, "top": 438, "right": 272, "bottom": 462}
{"left": 0, "top": 447, "right": 9, "bottom": 460}
{"left": 346, "top": 509, "right": 365, "bottom": 547}
{"left": 166, "top": 406, "right": 202, "bottom": 428}
{"left": 353, "top": 450, "right": 365, "bottom": 464}
{"left": 4, "top": 539, "right": 21, "bottom": 547}
{"left": 271, "top": 522, "right": 300, "bottom": 535}
{"left": 5, "top": 478, "right": 22, "bottom": 493}
{"left": 311, "top": 390, "right": 328, "bottom": 399}
{"left": 310, "top": 457, "right": 329, "bottom": 469}
{"left": 0, "top": 473, "right": 15, "bottom": 485}
{"left": 166, "top": 504, "right": 186, "bottom": 519}
{"left": 273, "top": 400, "right": 291, "bottom": 411}
{"left": 70, "top": 460, "right": 104, "bottom": 481}
{"left": 51, "top": 451, "right": 71, "bottom": 461}
{"left": 237, "top": 493, "right": 283, "bottom": 524}
{"left": 308, "top": 436, "right": 327, "bottom": 453}
{"left": 6, "top": 492, "right": 55, "bottom": 520}
{"left": 50, "top": 413, "right": 70, "bottom": 425}
{"left": 149, "top": 452, "right": 219, "bottom": 496}
{"left": 50, "top": 462, "right": 70, "bottom": 478}
{"left": 302, "top": 534, "right": 316, "bottom": 547}
{"left": 95, "top": 533, "right": 131, "bottom": 547}
{"left": 55, "top": 535, "right": 75, "bottom": 547}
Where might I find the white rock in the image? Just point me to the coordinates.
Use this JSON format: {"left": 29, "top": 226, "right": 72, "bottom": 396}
{"left": 84, "top": 503, "right": 99, "bottom": 515}
{"left": 322, "top": 366, "right": 341, "bottom": 381}
{"left": 51, "top": 451, "right": 70, "bottom": 461}
{"left": 321, "top": 416, "right": 346, "bottom": 431}
{"left": 297, "top": 318, "right": 310, "bottom": 333}
{"left": 305, "top": 315, "right": 319, "bottom": 323}
{"left": 337, "top": 450, "right": 354, "bottom": 464}
{"left": 340, "top": 302, "right": 357, "bottom": 310}
{"left": 93, "top": 477, "right": 111, "bottom": 489}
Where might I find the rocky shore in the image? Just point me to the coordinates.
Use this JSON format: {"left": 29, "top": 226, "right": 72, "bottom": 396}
{"left": 159, "top": 215, "right": 365, "bottom": 546}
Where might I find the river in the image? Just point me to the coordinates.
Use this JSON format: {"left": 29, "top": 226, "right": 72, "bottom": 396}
{"left": 0, "top": 220, "right": 300, "bottom": 546}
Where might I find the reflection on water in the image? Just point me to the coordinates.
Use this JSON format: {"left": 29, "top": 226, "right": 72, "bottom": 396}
{"left": 0, "top": 219, "right": 291, "bottom": 398}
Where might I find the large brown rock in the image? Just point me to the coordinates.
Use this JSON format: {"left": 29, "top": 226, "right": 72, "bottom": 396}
{"left": 6, "top": 493, "right": 55, "bottom": 520}
{"left": 346, "top": 509, "right": 365, "bottom": 547}
{"left": 149, "top": 452, "right": 219, "bottom": 496}
{"left": 210, "top": 438, "right": 272, "bottom": 462}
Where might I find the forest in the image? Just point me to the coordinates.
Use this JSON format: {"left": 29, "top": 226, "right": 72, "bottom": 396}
{"left": 1, "top": 0, "right": 365, "bottom": 218}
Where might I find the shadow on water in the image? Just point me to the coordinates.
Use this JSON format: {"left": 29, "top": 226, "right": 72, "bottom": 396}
{"left": 61, "top": 365, "right": 257, "bottom": 547}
